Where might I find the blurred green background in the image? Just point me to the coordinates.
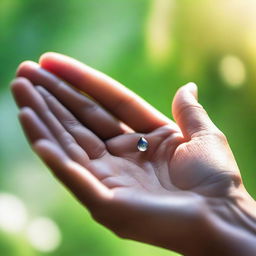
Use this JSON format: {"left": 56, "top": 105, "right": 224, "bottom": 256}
{"left": 0, "top": 0, "right": 256, "bottom": 255}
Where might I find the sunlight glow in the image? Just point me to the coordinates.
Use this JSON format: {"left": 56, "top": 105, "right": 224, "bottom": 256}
{"left": 246, "top": 32, "right": 256, "bottom": 59}
{"left": 145, "top": 0, "right": 175, "bottom": 65}
{"left": 26, "top": 217, "right": 61, "bottom": 253}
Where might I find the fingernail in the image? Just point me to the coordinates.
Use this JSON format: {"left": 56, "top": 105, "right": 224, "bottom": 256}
{"left": 185, "top": 82, "right": 198, "bottom": 100}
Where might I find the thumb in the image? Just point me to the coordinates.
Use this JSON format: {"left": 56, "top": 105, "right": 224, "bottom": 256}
{"left": 172, "top": 83, "right": 218, "bottom": 139}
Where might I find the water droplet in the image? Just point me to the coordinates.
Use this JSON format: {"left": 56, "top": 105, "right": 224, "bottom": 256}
{"left": 137, "top": 137, "right": 149, "bottom": 152}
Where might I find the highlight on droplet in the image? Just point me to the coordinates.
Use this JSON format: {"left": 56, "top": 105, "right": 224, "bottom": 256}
{"left": 137, "top": 137, "right": 149, "bottom": 152}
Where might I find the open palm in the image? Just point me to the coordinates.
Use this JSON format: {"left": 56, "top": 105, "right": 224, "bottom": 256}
{"left": 12, "top": 53, "right": 245, "bottom": 255}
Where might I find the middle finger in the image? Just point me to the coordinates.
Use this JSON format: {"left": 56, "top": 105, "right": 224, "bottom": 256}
{"left": 17, "top": 61, "right": 133, "bottom": 140}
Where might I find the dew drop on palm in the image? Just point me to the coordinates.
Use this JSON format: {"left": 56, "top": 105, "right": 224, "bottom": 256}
{"left": 137, "top": 137, "right": 149, "bottom": 152}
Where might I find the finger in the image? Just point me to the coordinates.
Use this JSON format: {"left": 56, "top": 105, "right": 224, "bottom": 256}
{"left": 35, "top": 85, "right": 108, "bottom": 159}
{"left": 35, "top": 86, "right": 126, "bottom": 184}
{"left": 33, "top": 139, "right": 112, "bottom": 210}
{"left": 17, "top": 61, "right": 132, "bottom": 139}
{"left": 19, "top": 104, "right": 114, "bottom": 183}
{"left": 39, "top": 52, "right": 179, "bottom": 133}
{"left": 11, "top": 77, "right": 103, "bottom": 161}
{"left": 19, "top": 107, "right": 57, "bottom": 144}
{"left": 172, "top": 83, "right": 219, "bottom": 139}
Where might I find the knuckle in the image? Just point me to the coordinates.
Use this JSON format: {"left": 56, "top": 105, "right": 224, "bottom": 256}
{"left": 63, "top": 118, "right": 81, "bottom": 131}
{"left": 41, "top": 90, "right": 53, "bottom": 101}
{"left": 85, "top": 102, "right": 99, "bottom": 113}
{"left": 80, "top": 99, "right": 99, "bottom": 114}
{"left": 230, "top": 172, "right": 242, "bottom": 188}
{"left": 212, "top": 130, "right": 228, "bottom": 143}
{"left": 176, "top": 102, "right": 204, "bottom": 120}
{"left": 90, "top": 144, "right": 107, "bottom": 159}
{"left": 60, "top": 132, "right": 76, "bottom": 145}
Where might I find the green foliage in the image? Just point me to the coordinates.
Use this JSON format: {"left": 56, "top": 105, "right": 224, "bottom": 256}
{"left": 0, "top": 0, "right": 255, "bottom": 255}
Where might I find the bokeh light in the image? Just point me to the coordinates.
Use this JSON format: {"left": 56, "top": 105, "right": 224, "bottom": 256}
{"left": 26, "top": 217, "right": 61, "bottom": 253}
{"left": 0, "top": 193, "right": 28, "bottom": 234}
{"left": 219, "top": 55, "right": 246, "bottom": 88}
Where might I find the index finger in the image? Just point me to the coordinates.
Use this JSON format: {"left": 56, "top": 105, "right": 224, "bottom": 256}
{"left": 39, "top": 52, "right": 179, "bottom": 133}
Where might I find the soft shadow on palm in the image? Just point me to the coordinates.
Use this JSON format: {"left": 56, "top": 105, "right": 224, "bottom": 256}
{"left": 90, "top": 127, "right": 238, "bottom": 200}
{"left": 90, "top": 125, "right": 184, "bottom": 195}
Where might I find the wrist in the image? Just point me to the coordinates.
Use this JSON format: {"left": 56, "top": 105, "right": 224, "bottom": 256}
{"left": 200, "top": 188, "right": 256, "bottom": 256}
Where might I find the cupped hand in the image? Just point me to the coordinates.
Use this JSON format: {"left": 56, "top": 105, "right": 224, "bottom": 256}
{"left": 11, "top": 53, "right": 255, "bottom": 256}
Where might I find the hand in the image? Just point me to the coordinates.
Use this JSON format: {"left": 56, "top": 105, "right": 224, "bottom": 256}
{"left": 11, "top": 53, "right": 256, "bottom": 256}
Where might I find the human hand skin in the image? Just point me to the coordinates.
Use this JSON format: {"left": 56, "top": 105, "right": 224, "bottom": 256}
{"left": 11, "top": 53, "right": 256, "bottom": 256}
